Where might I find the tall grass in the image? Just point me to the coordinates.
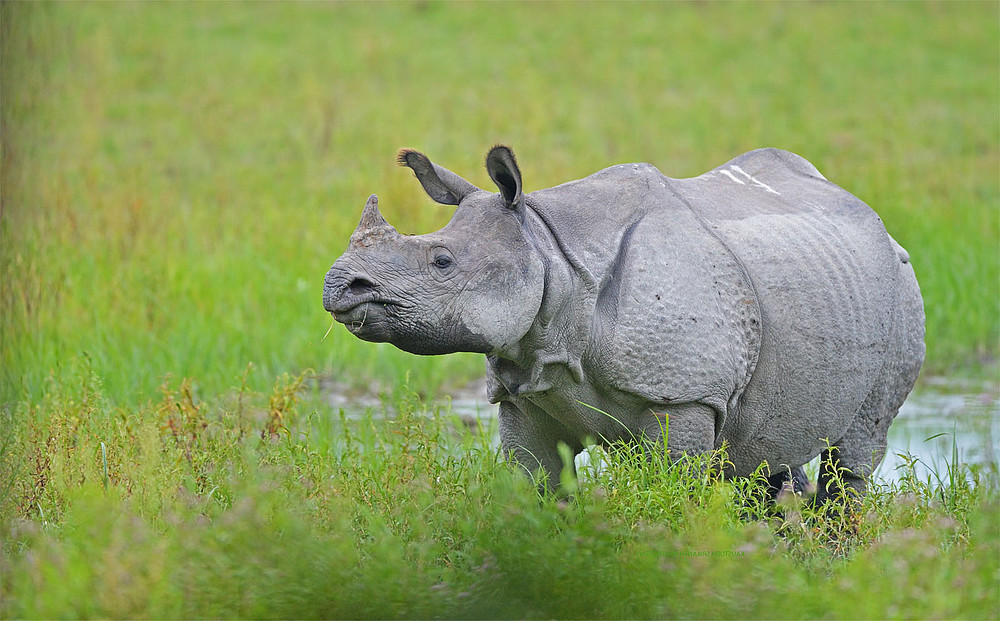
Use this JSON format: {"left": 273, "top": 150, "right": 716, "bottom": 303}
{"left": 1, "top": 363, "right": 997, "bottom": 618}
{"left": 2, "top": 1, "right": 997, "bottom": 405}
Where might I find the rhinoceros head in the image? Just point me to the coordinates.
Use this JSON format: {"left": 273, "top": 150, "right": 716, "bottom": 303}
{"left": 323, "top": 146, "right": 545, "bottom": 355}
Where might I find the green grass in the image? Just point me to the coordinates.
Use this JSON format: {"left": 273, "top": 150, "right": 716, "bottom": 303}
{"left": 2, "top": 2, "right": 999, "bottom": 618}
{"left": 1, "top": 1, "right": 997, "bottom": 405}
{"left": 1, "top": 363, "right": 997, "bottom": 619}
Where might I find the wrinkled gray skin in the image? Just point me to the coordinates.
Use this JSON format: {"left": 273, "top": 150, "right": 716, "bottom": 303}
{"left": 323, "top": 146, "right": 925, "bottom": 502}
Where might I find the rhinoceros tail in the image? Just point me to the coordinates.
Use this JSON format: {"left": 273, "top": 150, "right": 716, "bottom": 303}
{"left": 887, "top": 233, "right": 911, "bottom": 264}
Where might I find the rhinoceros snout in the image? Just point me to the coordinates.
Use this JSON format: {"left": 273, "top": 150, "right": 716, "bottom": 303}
{"left": 323, "top": 267, "right": 378, "bottom": 315}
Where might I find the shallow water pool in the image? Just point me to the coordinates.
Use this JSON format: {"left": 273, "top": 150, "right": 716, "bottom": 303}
{"left": 327, "top": 377, "right": 1000, "bottom": 485}
{"left": 877, "top": 383, "right": 999, "bottom": 483}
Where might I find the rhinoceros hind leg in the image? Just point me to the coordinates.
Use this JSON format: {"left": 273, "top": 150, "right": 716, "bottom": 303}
{"left": 766, "top": 465, "right": 811, "bottom": 502}
{"left": 814, "top": 382, "right": 898, "bottom": 505}
{"left": 814, "top": 394, "right": 889, "bottom": 505}
{"left": 814, "top": 444, "right": 872, "bottom": 506}
{"left": 815, "top": 341, "right": 918, "bottom": 505}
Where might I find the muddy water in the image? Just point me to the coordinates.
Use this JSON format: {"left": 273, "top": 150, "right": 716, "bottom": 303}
{"left": 327, "top": 377, "right": 999, "bottom": 484}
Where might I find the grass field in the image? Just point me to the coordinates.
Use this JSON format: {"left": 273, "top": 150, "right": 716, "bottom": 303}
{"left": 2, "top": 1, "right": 998, "bottom": 404}
{"left": 2, "top": 364, "right": 998, "bottom": 618}
{"left": 2, "top": 2, "right": 998, "bottom": 618}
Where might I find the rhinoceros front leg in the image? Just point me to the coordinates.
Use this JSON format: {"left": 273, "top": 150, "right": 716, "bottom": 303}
{"left": 628, "top": 402, "right": 716, "bottom": 460}
{"left": 499, "top": 400, "right": 584, "bottom": 494}
{"left": 626, "top": 402, "right": 718, "bottom": 473}
{"left": 658, "top": 402, "right": 717, "bottom": 457}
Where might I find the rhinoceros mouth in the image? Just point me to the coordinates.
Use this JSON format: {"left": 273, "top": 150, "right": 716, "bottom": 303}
{"left": 327, "top": 292, "right": 372, "bottom": 315}
{"left": 331, "top": 297, "right": 390, "bottom": 319}
{"left": 331, "top": 295, "right": 409, "bottom": 328}
{"left": 333, "top": 300, "right": 407, "bottom": 345}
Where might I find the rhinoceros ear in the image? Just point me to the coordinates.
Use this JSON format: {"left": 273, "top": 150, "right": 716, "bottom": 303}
{"left": 397, "top": 149, "right": 479, "bottom": 206}
{"left": 485, "top": 145, "right": 523, "bottom": 209}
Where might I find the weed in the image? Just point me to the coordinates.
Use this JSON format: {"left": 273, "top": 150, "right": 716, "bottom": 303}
{"left": 262, "top": 369, "right": 313, "bottom": 440}
{"left": 2, "top": 368, "right": 998, "bottom": 618}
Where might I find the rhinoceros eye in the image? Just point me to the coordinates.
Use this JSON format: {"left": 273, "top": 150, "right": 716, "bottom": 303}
{"left": 428, "top": 247, "right": 457, "bottom": 281}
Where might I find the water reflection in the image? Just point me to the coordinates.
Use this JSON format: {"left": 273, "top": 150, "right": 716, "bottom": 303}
{"left": 878, "top": 388, "right": 999, "bottom": 483}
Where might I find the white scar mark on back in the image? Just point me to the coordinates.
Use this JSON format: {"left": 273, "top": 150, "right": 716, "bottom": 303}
{"left": 719, "top": 169, "right": 746, "bottom": 185}
{"left": 730, "top": 165, "right": 780, "bottom": 195}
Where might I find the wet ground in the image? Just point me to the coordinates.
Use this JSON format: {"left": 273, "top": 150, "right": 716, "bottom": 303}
{"left": 326, "top": 376, "right": 999, "bottom": 484}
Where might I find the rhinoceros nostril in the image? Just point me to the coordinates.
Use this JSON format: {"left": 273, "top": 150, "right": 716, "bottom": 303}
{"left": 348, "top": 277, "right": 376, "bottom": 296}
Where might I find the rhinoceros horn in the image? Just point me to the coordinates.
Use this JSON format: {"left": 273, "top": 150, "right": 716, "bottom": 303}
{"left": 349, "top": 194, "right": 400, "bottom": 247}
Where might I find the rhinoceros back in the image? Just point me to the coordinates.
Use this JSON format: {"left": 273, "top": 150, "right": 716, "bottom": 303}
{"left": 673, "top": 148, "right": 908, "bottom": 475}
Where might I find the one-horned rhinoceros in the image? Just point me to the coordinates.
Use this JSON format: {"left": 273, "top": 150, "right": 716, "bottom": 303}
{"left": 323, "top": 146, "right": 925, "bottom": 502}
